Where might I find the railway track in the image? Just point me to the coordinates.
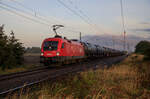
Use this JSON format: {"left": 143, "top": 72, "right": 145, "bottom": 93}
{"left": 0, "top": 55, "right": 126, "bottom": 96}
{"left": 0, "top": 66, "right": 49, "bottom": 81}
{"left": 0, "top": 66, "right": 79, "bottom": 95}
{"left": 0, "top": 64, "right": 84, "bottom": 95}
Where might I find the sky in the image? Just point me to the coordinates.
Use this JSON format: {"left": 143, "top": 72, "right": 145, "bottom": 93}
{"left": 0, "top": 0, "right": 150, "bottom": 47}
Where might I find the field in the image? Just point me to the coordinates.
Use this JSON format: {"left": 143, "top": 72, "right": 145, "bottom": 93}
{"left": 0, "top": 53, "right": 41, "bottom": 75}
{"left": 6, "top": 54, "right": 150, "bottom": 99}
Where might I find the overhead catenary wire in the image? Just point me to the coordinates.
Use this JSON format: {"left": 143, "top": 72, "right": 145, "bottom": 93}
{"left": 9, "top": 0, "right": 35, "bottom": 13}
{"left": 0, "top": 5, "right": 50, "bottom": 26}
{"left": 0, "top": 1, "right": 78, "bottom": 33}
{"left": 0, "top": 2, "right": 83, "bottom": 39}
{"left": 67, "top": 0, "right": 94, "bottom": 26}
{"left": 56, "top": 0, "right": 99, "bottom": 34}
{"left": 3, "top": 0, "right": 104, "bottom": 36}
{"left": 67, "top": 0, "right": 108, "bottom": 34}
{"left": 57, "top": 0, "right": 92, "bottom": 26}
{"left": 8, "top": 0, "right": 84, "bottom": 35}
{"left": 8, "top": 0, "right": 66, "bottom": 25}
{"left": 58, "top": 0, "right": 106, "bottom": 34}
{"left": 0, "top": 2, "right": 56, "bottom": 25}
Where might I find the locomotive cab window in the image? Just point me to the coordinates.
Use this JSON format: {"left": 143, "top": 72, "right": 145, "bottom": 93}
{"left": 61, "top": 43, "right": 64, "bottom": 48}
{"left": 43, "top": 41, "right": 58, "bottom": 51}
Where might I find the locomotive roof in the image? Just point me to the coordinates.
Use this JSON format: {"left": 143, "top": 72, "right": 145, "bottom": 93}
{"left": 44, "top": 37, "right": 82, "bottom": 45}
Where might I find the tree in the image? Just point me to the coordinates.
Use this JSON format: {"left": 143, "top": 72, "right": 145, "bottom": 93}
{"left": 144, "top": 47, "right": 150, "bottom": 60}
{"left": 9, "top": 31, "right": 25, "bottom": 65}
{"left": 0, "top": 24, "right": 8, "bottom": 69}
{"left": 135, "top": 40, "right": 150, "bottom": 60}
{"left": 0, "top": 25, "right": 25, "bottom": 70}
{"left": 135, "top": 41, "right": 150, "bottom": 54}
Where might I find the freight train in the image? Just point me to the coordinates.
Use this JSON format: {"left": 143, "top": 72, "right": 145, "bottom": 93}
{"left": 40, "top": 35, "right": 125, "bottom": 66}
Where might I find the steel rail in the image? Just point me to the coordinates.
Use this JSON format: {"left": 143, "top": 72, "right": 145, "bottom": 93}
{"left": 0, "top": 66, "right": 49, "bottom": 81}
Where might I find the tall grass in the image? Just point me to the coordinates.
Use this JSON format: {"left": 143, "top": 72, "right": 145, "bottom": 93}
{"left": 6, "top": 54, "right": 150, "bottom": 99}
{"left": 0, "top": 67, "right": 27, "bottom": 75}
{"left": 0, "top": 64, "right": 37, "bottom": 75}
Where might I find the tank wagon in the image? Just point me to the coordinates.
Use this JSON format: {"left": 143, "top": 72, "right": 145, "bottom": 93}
{"left": 40, "top": 35, "right": 124, "bottom": 66}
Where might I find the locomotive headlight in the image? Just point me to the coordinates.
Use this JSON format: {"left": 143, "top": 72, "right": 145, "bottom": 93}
{"left": 41, "top": 53, "right": 44, "bottom": 56}
{"left": 56, "top": 52, "right": 60, "bottom": 56}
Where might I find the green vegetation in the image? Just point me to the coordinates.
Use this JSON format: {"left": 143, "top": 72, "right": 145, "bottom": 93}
{"left": 0, "top": 25, "right": 25, "bottom": 70}
{"left": 7, "top": 54, "right": 150, "bottom": 99}
{"left": 135, "top": 40, "right": 150, "bottom": 60}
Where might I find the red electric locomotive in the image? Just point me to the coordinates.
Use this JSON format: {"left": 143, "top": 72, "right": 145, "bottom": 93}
{"left": 40, "top": 25, "right": 85, "bottom": 65}
{"left": 40, "top": 36, "right": 85, "bottom": 65}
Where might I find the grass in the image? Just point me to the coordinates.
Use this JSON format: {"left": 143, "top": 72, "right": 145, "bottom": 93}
{"left": 0, "top": 67, "right": 27, "bottom": 75}
{"left": 5, "top": 54, "right": 150, "bottom": 99}
{"left": 0, "top": 64, "right": 37, "bottom": 75}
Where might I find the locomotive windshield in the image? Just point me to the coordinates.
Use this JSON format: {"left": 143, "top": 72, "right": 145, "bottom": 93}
{"left": 43, "top": 41, "right": 58, "bottom": 51}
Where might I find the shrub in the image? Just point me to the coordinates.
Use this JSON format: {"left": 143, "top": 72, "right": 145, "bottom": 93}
{"left": 135, "top": 41, "right": 150, "bottom": 60}
{"left": 0, "top": 25, "right": 25, "bottom": 70}
{"left": 144, "top": 47, "right": 150, "bottom": 60}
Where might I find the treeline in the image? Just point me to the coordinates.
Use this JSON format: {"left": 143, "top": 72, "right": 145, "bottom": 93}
{"left": 135, "top": 40, "right": 150, "bottom": 60}
{"left": 0, "top": 25, "right": 25, "bottom": 70}
{"left": 25, "top": 47, "right": 41, "bottom": 53}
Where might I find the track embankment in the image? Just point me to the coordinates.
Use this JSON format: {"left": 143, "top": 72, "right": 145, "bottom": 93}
{"left": 0, "top": 55, "right": 126, "bottom": 95}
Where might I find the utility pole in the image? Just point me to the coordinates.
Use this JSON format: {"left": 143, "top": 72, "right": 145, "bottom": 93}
{"left": 80, "top": 32, "right": 81, "bottom": 41}
{"left": 112, "top": 36, "right": 115, "bottom": 49}
{"left": 123, "top": 30, "right": 126, "bottom": 51}
{"left": 127, "top": 42, "right": 130, "bottom": 52}
{"left": 120, "top": 0, "right": 126, "bottom": 51}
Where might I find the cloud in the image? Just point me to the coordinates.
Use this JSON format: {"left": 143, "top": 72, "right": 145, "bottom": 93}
{"left": 132, "top": 28, "right": 150, "bottom": 32}
{"left": 140, "top": 22, "right": 150, "bottom": 25}
{"left": 82, "top": 34, "right": 150, "bottom": 51}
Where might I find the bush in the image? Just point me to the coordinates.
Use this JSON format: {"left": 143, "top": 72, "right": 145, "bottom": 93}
{"left": 144, "top": 47, "right": 150, "bottom": 60}
{"left": 0, "top": 25, "right": 25, "bottom": 70}
{"left": 135, "top": 41, "right": 150, "bottom": 60}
